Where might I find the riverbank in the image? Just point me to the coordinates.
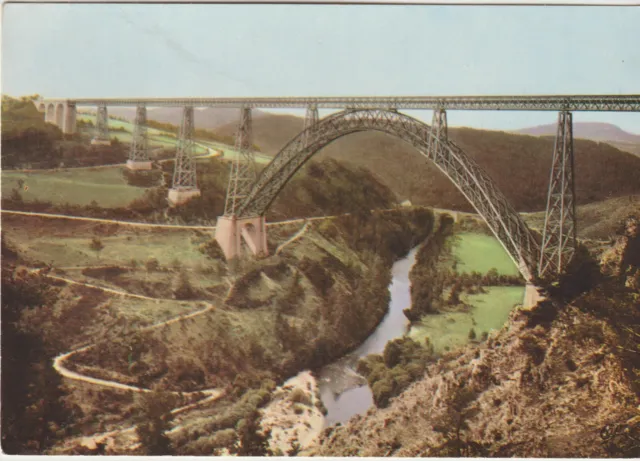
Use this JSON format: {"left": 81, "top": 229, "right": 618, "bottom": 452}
{"left": 261, "top": 371, "right": 325, "bottom": 454}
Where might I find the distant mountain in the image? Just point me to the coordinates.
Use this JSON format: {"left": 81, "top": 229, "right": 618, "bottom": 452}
{"left": 515, "top": 122, "right": 640, "bottom": 144}
{"left": 106, "top": 106, "right": 267, "bottom": 130}
{"left": 215, "top": 113, "right": 640, "bottom": 213}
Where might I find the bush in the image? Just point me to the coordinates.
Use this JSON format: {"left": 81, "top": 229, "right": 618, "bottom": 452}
{"left": 371, "top": 379, "right": 394, "bottom": 408}
{"left": 210, "top": 428, "right": 237, "bottom": 449}
{"left": 289, "top": 388, "right": 312, "bottom": 406}
{"left": 122, "top": 168, "right": 162, "bottom": 188}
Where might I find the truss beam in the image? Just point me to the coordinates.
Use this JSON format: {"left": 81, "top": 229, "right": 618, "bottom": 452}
{"left": 302, "top": 104, "right": 319, "bottom": 147}
{"left": 224, "top": 106, "right": 258, "bottom": 216}
{"left": 428, "top": 108, "right": 448, "bottom": 160}
{"left": 42, "top": 95, "right": 640, "bottom": 111}
{"left": 538, "top": 111, "right": 577, "bottom": 277}
{"left": 172, "top": 106, "right": 198, "bottom": 190}
{"left": 93, "top": 104, "right": 110, "bottom": 143}
{"left": 129, "top": 105, "right": 149, "bottom": 163}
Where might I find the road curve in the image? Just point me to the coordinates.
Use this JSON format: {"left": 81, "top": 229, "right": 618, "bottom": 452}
{"left": 275, "top": 221, "right": 309, "bottom": 255}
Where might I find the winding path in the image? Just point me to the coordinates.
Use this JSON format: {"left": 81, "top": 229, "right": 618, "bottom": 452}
{"left": 275, "top": 220, "right": 310, "bottom": 255}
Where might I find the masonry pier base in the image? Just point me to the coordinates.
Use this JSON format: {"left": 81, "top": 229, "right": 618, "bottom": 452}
{"left": 168, "top": 188, "right": 201, "bottom": 206}
{"left": 91, "top": 138, "right": 111, "bottom": 146}
{"left": 126, "top": 160, "right": 153, "bottom": 171}
{"left": 215, "top": 215, "right": 268, "bottom": 260}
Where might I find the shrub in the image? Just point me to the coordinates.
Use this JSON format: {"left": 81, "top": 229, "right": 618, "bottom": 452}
{"left": 210, "top": 429, "right": 237, "bottom": 449}
{"left": 371, "top": 379, "right": 394, "bottom": 408}
{"left": 289, "top": 388, "right": 312, "bottom": 406}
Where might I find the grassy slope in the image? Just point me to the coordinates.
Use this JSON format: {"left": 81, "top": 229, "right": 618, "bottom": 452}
{"left": 523, "top": 194, "right": 640, "bottom": 240}
{"left": 216, "top": 114, "right": 640, "bottom": 212}
{"left": 451, "top": 232, "right": 521, "bottom": 276}
{"left": 2, "top": 168, "right": 147, "bottom": 207}
{"left": 410, "top": 231, "right": 524, "bottom": 352}
{"left": 408, "top": 286, "right": 525, "bottom": 353}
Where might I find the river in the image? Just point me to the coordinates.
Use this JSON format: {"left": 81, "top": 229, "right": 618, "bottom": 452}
{"left": 317, "top": 247, "right": 418, "bottom": 426}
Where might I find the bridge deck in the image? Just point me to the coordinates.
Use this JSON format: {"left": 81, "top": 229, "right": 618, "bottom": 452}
{"left": 41, "top": 95, "right": 640, "bottom": 111}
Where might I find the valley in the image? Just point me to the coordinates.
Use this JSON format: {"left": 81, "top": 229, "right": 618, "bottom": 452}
{"left": 2, "top": 95, "right": 639, "bottom": 457}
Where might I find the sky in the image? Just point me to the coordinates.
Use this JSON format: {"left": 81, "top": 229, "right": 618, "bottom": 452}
{"left": 2, "top": 3, "right": 639, "bottom": 132}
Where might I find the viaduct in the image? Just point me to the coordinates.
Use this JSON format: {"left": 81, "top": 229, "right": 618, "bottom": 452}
{"left": 36, "top": 95, "right": 640, "bottom": 282}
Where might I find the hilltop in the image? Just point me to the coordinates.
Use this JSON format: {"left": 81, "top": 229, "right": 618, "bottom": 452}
{"left": 515, "top": 121, "right": 640, "bottom": 158}
{"left": 215, "top": 113, "right": 640, "bottom": 212}
{"left": 515, "top": 121, "right": 640, "bottom": 144}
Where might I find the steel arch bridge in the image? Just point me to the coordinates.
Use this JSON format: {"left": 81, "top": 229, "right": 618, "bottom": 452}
{"left": 230, "top": 109, "right": 540, "bottom": 281}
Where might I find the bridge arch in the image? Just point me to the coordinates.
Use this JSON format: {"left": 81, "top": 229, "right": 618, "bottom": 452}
{"left": 55, "top": 103, "right": 65, "bottom": 128}
{"left": 46, "top": 103, "right": 55, "bottom": 122}
{"left": 236, "top": 109, "right": 540, "bottom": 280}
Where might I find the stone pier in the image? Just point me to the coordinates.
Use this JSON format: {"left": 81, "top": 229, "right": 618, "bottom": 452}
{"left": 215, "top": 215, "right": 268, "bottom": 260}
{"left": 168, "top": 188, "right": 201, "bottom": 206}
{"left": 126, "top": 160, "right": 153, "bottom": 171}
{"left": 522, "top": 283, "right": 544, "bottom": 309}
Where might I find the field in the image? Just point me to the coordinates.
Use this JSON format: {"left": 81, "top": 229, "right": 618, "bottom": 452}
{"left": 451, "top": 232, "right": 520, "bottom": 276}
{"left": 2, "top": 168, "right": 147, "bottom": 207}
{"left": 408, "top": 286, "right": 525, "bottom": 352}
{"left": 409, "top": 231, "right": 524, "bottom": 352}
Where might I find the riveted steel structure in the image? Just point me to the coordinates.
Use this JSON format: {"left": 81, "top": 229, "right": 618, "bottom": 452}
{"left": 129, "top": 105, "right": 149, "bottom": 163}
{"left": 302, "top": 104, "right": 319, "bottom": 146}
{"left": 93, "top": 104, "right": 110, "bottom": 144}
{"left": 224, "top": 106, "right": 257, "bottom": 216}
{"left": 41, "top": 94, "right": 640, "bottom": 111}
{"left": 428, "top": 108, "right": 448, "bottom": 157}
{"left": 234, "top": 109, "right": 539, "bottom": 281}
{"left": 172, "top": 106, "right": 197, "bottom": 190}
{"left": 538, "top": 111, "right": 577, "bottom": 277}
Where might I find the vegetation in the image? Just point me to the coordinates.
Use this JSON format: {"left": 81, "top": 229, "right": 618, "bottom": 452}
{"left": 1, "top": 238, "right": 73, "bottom": 454}
{"left": 357, "top": 337, "right": 436, "bottom": 408}
{"left": 2, "top": 168, "right": 147, "bottom": 208}
{"left": 404, "top": 214, "right": 455, "bottom": 321}
{"left": 122, "top": 168, "right": 163, "bottom": 188}
{"left": 134, "top": 391, "right": 178, "bottom": 455}
{"left": 89, "top": 237, "right": 105, "bottom": 260}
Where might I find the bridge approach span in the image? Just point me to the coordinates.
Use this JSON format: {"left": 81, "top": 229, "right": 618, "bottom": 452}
{"left": 40, "top": 94, "right": 640, "bottom": 111}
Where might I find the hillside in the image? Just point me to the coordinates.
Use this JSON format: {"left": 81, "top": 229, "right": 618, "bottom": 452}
{"left": 2, "top": 95, "right": 128, "bottom": 169}
{"left": 106, "top": 106, "right": 267, "bottom": 130}
{"left": 523, "top": 194, "right": 640, "bottom": 241}
{"left": 516, "top": 121, "right": 640, "bottom": 144}
{"left": 215, "top": 113, "right": 640, "bottom": 212}
{"left": 516, "top": 122, "right": 640, "bottom": 158}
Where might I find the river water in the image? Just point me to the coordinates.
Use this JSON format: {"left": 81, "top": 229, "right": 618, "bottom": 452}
{"left": 317, "top": 247, "right": 418, "bottom": 427}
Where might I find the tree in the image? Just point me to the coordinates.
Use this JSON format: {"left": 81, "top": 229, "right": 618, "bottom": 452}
{"left": 145, "top": 257, "right": 160, "bottom": 272}
{"left": 1, "top": 258, "right": 73, "bottom": 454}
{"left": 135, "top": 390, "right": 177, "bottom": 456}
{"left": 232, "top": 409, "right": 271, "bottom": 456}
{"left": 431, "top": 383, "right": 483, "bottom": 457}
{"left": 89, "top": 237, "right": 104, "bottom": 260}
